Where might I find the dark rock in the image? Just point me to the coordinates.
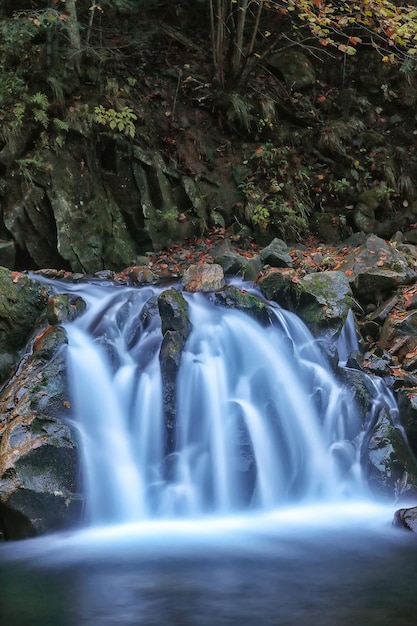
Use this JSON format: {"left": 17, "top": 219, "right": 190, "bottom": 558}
{"left": 92, "top": 270, "right": 116, "bottom": 280}
{"left": 259, "top": 238, "right": 293, "bottom": 268}
{"left": 396, "top": 390, "right": 417, "bottom": 457}
{"left": 0, "top": 240, "right": 16, "bottom": 269}
{"left": 379, "top": 309, "right": 417, "bottom": 362}
{"left": 365, "top": 404, "right": 417, "bottom": 498}
{"left": 242, "top": 256, "right": 263, "bottom": 282}
{"left": 47, "top": 294, "right": 86, "bottom": 325}
{"left": 393, "top": 506, "right": 417, "bottom": 532}
{"left": 268, "top": 49, "right": 315, "bottom": 90}
{"left": 338, "top": 234, "right": 416, "bottom": 305}
{"left": 0, "top": 268, "right": 50, "bottom": 382}
{"left": 212, "top": 286, "right": 271, "bottom": 326}
{"left": 158, "top": 289, "right": 191, "bottom": 338}
{"left": 0, "top": 324, "right": 82, "bottom": 539}
{"left": 211, "top": 239, "right": 249, "bottom": 275}
{"left": 257, "top": 267, "right": 297, "bottom": 306}
{"left": 365, "top": 295, "right": 399, "bottom": 324}
{"left": 158, "top": 290, "right": 191, "bottom": 453}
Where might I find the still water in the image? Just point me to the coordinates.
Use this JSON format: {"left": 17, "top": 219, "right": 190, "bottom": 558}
{"left": 1, "top": 503, "right": 416, "bottom": 626}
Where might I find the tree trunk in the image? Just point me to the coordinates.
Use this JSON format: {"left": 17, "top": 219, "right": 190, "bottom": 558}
{"left": 65, "top": 0, "right": 82, "bottom": 76}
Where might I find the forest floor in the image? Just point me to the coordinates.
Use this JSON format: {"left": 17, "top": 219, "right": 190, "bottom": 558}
{"left": 141, "top": 227, "right": 357, "bottom": 280}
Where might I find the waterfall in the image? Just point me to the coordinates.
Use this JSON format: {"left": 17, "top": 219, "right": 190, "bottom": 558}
{"left": 58, "top": 281, "right": 378, "bottom": 526}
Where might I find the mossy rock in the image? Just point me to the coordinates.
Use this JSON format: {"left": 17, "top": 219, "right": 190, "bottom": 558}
{"left": 212, "top": 286, "right": 271, "bottom": 326}
{"left": 158, "top": 289, "right": 191, "bottom": 339}
{"left": 295, "top": 271, "right": 353, "bottom": 336}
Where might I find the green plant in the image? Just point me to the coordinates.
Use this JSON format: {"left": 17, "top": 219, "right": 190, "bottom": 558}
{"left": 93, "top": 105, "right": 137, "bottom": 138}
{"left": 30, "top": 92, "right": 49, "bottom": 129}
{"left": 16, "top": 154, "right": 50, "bottom": 185}
{"left": 239, "top": 140, "right": 312, "bottom": 240}
{"left": 329, "top": 178, "right": 351, "bottom": 194}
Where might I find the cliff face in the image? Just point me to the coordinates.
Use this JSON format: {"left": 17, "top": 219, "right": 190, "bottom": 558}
{"left": 1, "top": 5, "right": 417, "bottom": 272}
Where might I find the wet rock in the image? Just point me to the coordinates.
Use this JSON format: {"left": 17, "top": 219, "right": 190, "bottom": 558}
{"left": 338, "top": 234, "right": 416, "bottom": 305}
{"left": 158, "top": 290, "right": 191, "bottom": 453}
{"left": 0, "top": 325, "right": 82, "bottom": 539}
{"left": 361, "top": 348, "right": 393, "bottom": 377}
{"left": 0, "top": 268, "right": 50, "bottom": 382}
{"left": 257, "top": 267, "right": 296, "bottom": 306}
{"left": 365, "top": 405, "right": 417, "bottom": 498}
{"left": 182, "top": 263, "right": 225, "bottom": 292}
{"left": 259, "top": 238, "right": 293, "bottom": 268}
{"left": 158, "top": 289, "right": 191, "bottom": 338}
{"left": 133, "top": 149, "right": 205, "bottom": 251}
{"left": 47, "top": 294, "right": 86, "bottom": 325}
{"left": 4, "top": 144, "right": 138, "bottom": 272}
{"left": 295, "top": 271, "right": 353, "bottom": 337}
{"left": 393, "top": 506, "right": 417, "bottom": 532}
{"left": 242, "top": 256, "right": 263, "bottom": 282}
{"left": 212, "top": 286, "right": 271, "bottom": 326}
{"left": 396, "top": 390, "right": 417, "bottom": 457}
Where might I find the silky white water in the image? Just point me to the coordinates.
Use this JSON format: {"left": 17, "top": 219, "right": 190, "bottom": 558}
{"left": 54, "top": 281, "right": 386, "bottom": 526}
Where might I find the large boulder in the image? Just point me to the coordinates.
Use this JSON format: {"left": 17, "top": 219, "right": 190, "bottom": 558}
{"left": 295, "top": 271, "right": 353, "bottom": 337}
{"left": 0, "top": 325, "right": 82, "bottom": 540}
{"left": 337, "top": 234, "right": 416, "bottom": 305}
{"left": 259, "top": 268, "right": 352, "bottom": 337}
{"left": 268, "top": 50, "right": 315, "bottom": 90}
{"left": 365, "top": 403, "right": 417, "bottom": 498}
{"left": 0, "top": 268, "right": 50, "bottom": 382}
{"left": 257, "top": 267, "right": 296, "bottom": 306}
{"left": 211, "top": 240, "right": 265, "bottom": 281}
{"left": 259, "top": 238, "right": 293, "bottom": 268}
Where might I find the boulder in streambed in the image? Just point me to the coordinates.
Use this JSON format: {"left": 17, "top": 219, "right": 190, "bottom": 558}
{"left": 0, "top": 325, "right": 82, "bottom": 540}
{"left": 158, "top": 289, "right": 192, "bottom": 453}
{"left": 393, "top": 506, "right": 417, "bottom": 532}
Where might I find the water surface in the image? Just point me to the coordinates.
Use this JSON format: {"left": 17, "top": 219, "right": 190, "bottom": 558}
{"left": 1, "top": 504, "right": 416, "bottom": 626}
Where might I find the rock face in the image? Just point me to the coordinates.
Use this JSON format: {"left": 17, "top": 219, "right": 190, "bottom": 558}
{"left": 1, "top": 136, "right": 221, "bottom": 273}
{"left": 0, "top": 325, "right": 81, "bottom": 540}
{"left": 0, "top": 268, "right": 50, "bottom": 382}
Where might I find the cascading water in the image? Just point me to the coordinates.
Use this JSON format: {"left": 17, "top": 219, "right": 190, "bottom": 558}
{"left": 3, "top": 281, "right": 416, "bottom": 626}
{"left": 60, "top": 281, "right": 375, "bottom": 526}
